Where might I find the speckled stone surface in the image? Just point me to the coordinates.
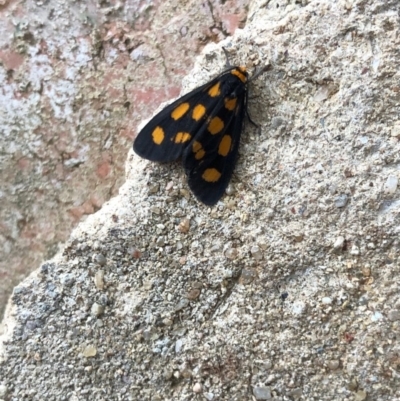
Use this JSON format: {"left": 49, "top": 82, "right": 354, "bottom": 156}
{"left": 0, "top": 0, "right": 249, "bottom": 318}
{"left": 1, "top": 0, "right": 400, "bottom": 400}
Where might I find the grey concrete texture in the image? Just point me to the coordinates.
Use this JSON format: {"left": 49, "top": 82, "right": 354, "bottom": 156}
{"left": 1, "top": 0, "right": 400, "bottom": 400}
{"left": 0, "top": 0, "right": 248, "bottom": 318}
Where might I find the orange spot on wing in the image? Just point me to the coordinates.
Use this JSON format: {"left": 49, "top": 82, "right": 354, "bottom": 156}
{"left": 192, "top": 141, "right": 202, "bottom": 152}
{"left": 218, "top": 135, "right": 232, "bottom": 156}
{"left": 174, "top": 132, "right": 191, "bottom": 143}
{"left": 224, "top": 97, "right": 237, "bottom": 111}
{"left": 192, "top": 104, "right": 206, "bottom": 121}
{"left": 208, "top": 82, "right": 221, "bottom": 97}
{"left": 152, "top": 126, "right": 165, "bottom": 144}
{"left": 195, "top": 150, "right": 205, "bottom": 160}
{"left": 208, "top": 117, "right": 224, "bottom": 134}
{"left": 192, "top": 141, "right": 205, "bottom": 160}
{"left": 171, "top": 102, "right": 190, "bottom": 120}
{"left": 202, "top": 168, "right": 221, "bottom": 182}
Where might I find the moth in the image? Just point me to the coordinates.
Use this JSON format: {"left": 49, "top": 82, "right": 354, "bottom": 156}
{"left": 133, "top": 64, "right": 263, "bottom": 205}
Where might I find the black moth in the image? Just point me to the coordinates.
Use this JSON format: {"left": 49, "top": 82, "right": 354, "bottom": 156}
{"left": 133, "top": 66, "right": 256, "bottom": 205}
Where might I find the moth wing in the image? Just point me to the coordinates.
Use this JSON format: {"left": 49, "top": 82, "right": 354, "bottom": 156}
{"left": 183, "top": 92, "right": 247, "bottom": 205}
{"left": 133, "top": 77, "right": 225, "bottom": 162}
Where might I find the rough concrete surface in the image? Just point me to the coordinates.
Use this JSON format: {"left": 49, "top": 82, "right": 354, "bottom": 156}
{"left": 1, "top": 0, "right": 400, "bottom": 400}
{"left": 0, "top": 0, "right": 249, "bottom": 318}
